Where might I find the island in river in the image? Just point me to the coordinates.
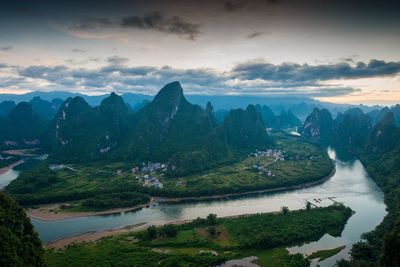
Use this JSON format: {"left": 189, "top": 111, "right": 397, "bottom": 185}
{"left": 44, "top": 205, "right": 353, "bottom": 267}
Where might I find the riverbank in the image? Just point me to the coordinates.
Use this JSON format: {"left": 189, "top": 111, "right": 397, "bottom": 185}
{"left": 155, "top": 167, "right": 336, "bottom": 204}
{"left": 0, "top": 159, "right": 24, "bottom": 176}
{"left": 28, "top": 167, "right": 335, "bottom": 222}
{"left": 27, "top": 199, "right": 154, "bottom": 221}
{"left": 46, "top": 222, "right": 147, "bottom": 249}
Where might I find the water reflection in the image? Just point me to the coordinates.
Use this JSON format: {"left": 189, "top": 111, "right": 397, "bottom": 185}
{"left": 287, "top": 147, "right": 386, "bottom": 266}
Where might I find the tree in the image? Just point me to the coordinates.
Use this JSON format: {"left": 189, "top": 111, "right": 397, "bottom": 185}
{"left": 162, "top": 224, "right": 178, "bottom": 238}
{"left": 380, "top": 220, "right": 400, "bottom": 267}
{"left": 0, "top": 192, "right": 44, "bottom": 266}
{"left": 206, "top": 213, "right": 218, "bottom": 225}
{"left": 147, "top": 225, "right": 157, "bottom": 239}
{"left": 281, "top": 206, "right": 289, "bottom": 214}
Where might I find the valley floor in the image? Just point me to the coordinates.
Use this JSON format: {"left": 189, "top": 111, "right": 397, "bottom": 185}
{"left": 6, "top": 133, "right": 334, "bottom": 214}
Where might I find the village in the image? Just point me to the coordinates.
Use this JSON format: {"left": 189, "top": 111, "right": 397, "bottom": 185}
{"left": 248, "top": 148, "right": 322, "bottom": 177}
{"left": 248, "top": 149, "right": 285, "bottom": 177}
{"left": 130, "top": 162, "right": 166, "bottom": 189}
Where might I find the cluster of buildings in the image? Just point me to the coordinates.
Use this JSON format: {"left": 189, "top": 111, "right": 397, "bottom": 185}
{"left": 247, "top": 148, "right": 322, "bottom": 178}
{"left": 286, "top": 154, "right": 321, "bottom": 161}
{"left": 248, "top": 149, "right": 285, "bottom": 161}
{"left": 131, "top": 162, "right": 167, "bottom": 189}
{"left": 251, "top": 164, "right": 275, "bottom": 177}
{"left": 248, "top": 149, "right": 286, "bottom": 177}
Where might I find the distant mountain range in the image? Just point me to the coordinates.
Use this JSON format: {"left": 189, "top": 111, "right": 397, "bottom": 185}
{"left": 301, "top": 105, "right": 400, "bottom": 146}
{"left": 0, "top": 89, "right": 386, "bottom": 120}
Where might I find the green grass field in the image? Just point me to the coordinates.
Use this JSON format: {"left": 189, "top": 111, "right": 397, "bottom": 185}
{"left": 308, "top": 245, "right": 346, "bottom": 262}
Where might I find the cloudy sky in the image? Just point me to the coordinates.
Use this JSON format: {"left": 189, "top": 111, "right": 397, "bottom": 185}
{"left": 0, "top": 0, "right": 400, "bottom": 105}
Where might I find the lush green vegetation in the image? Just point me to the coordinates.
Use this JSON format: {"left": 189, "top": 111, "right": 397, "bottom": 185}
{"left": 5, "top": 133, "right": 333, "bottom": 211}
{"left": 6, "top": 163, "right": 151, "bottom": 210}
{"left": 45, "top": 205, "right": 352, "bottom": 267}
{"left": 79, "top": 192, "right": 150, "bottom": 211}
{"left": 222, "top": 204, "right": 352, "bottom": 249}
{"left": 161, "top": 132, "right": 333, "bottom": 196}
{"left": 308, "top": 245, "right": 345, "bottom": 262}
{"left": 0, "top": 192, "right": 44, "bottom": 267}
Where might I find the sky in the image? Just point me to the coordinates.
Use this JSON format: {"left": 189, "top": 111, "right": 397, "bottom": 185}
{"left": 0, "top": 0, "right": 400, "bottom": 105}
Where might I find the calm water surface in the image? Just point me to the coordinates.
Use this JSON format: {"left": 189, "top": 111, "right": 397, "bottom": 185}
{"left": 0, "top": 148, "right": 386, "bottom": 265}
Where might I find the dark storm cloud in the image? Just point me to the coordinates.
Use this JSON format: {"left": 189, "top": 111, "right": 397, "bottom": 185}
{"left": 232, "top": 60, "right": 400, "bottom": 82}
{"left": 68, "top": 11, "right": 201, "bottom": 40}
{"left": 0, "top": 46, "right": 13, "bottom": 51}
{"left": 120, "top": 12, "right": 201, "bottom": 40}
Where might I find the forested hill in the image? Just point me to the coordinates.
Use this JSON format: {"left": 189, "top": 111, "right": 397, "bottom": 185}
{"left": 0, "top": 192, "right": 44, "bottom": 266}
{"left": 47, "top": 81, "right": 272, "bottom": 176}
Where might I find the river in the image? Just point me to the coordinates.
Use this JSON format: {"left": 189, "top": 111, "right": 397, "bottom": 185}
{"left": 0, "top": 147, "right": 386, "bottom": 266}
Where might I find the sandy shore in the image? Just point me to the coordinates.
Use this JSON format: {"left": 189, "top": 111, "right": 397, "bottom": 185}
{"left": 46, "top": 223, "right": 147, "bottom": 249}
{"left": 28, "top": 200, "right": 153, "bottom": 221}
{"left": 0, "top": 159, "right": 24, "bottom": 175}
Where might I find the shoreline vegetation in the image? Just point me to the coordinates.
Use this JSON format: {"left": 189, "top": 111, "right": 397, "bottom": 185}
{"left": 27, "top": 167, "right": 336, "bottom": 222}
{"left": 44, "top": 205, "right": 353, "bottom": 267}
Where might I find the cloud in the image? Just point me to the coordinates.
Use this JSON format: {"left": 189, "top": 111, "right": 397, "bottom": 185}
{"left": 120, "top": 12, "right": 201, "bottom": 40}
{"left": 68, "top": 12, "right": 202, "bottom": 41}
{"left": 106, "top": 56, "right": 129, "bottom": 65}
{"left": 223, "top": 1, "right": 247, "bottom": 12}
{"left": 247, "top": 31, "right": 263, "bottom": 39}
{"left": 0, "top": 46, "right": 13, "bottom": 51}
{"left": 69, "top": 17, "right": 114, "bottom": 32}
{"left": 72, "top": 48, "right": 86, "bottom": 53}
{"left": 1, "top": 59, "right": 399, "bottom": 98}
{"left": 232, "top": 59, "right": 400, "bottom": 82}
